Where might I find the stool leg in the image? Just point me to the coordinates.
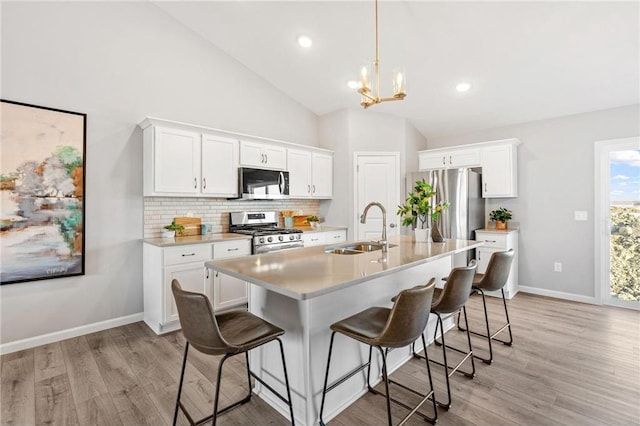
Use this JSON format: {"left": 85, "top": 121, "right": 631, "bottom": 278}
{"left": 376, "top": 346, "right": 393, "bottom": 426}
{"left": 365, "top": 345, "right": 375, "bottom": 392}
{"left": 435, "top": 313, "right": 452, "bottom": 410}
{"left": 212, "top": 353, "right": 232, "bottom": 426}
{"left": 479, "top": 289, "right": 494, "bottom": 364}
{"left": 173, "top": 342, "right": 189, "bottom": 426}
{"left": 461, "top": 306, "right": 476, "bottom": 378}
{"left": 319, "top": 331, "right": 337, "bottom": 426}
{"left": 500, "top": 288, "right": 514, "bottom": 346}
{"left": 276, "top": 338, "right": 296, "bottom": 425}
{"left": 420, "top": 334, "right": 438, "bottom": 423}
{"left": 244, "top": 352, "right": 253, "bottom": 401}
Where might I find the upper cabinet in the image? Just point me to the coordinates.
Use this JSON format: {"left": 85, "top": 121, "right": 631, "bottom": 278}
{"left": 288, "top": 148, "right": 333, "bottom": 199}
{"left": 419, "top": 148, "right": 480, "bottom": 170}
{"left": 418, "top": 138, "right": 520, "bottom": 198}
{"left": 142, "top": 119, "right": 238, "bottom": 197}
{"left": 240, "top": 140, "right": 286, "bottom": 170}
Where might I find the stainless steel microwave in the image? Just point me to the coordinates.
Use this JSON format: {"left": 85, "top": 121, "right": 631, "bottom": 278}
{"left": 237, "top": 167, "right": 289, "bottom": 200}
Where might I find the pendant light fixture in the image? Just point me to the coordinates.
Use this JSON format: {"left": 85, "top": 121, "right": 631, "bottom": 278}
{"left": 358, "top": 0, "right": 406, "bottom": 109}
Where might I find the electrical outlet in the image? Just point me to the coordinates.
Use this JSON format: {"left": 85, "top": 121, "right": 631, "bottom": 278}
{"left": 574, "top": 211, "right": 588, "bottom": 221}
{"left": 554, "top": 262, "right": 562, "bottom": 272}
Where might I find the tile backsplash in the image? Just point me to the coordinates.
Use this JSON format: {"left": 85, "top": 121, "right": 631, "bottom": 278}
{"left": 143, "top": 197, "right": 320, "bottom": 238}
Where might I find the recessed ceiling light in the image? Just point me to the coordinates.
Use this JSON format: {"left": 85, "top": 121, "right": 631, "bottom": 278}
{"left": 297, "top": 35, "right": 312, "bottom": 48}
{"left": 347, "top": 80, "right": 359, "bottom": 90}
{"left": 456, "top": 82, "right": 472, "bottom": 92}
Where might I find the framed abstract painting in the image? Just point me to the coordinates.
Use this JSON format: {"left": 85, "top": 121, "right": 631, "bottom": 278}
{"left": 0, "top": 99, "right": 86, "bottom": 284}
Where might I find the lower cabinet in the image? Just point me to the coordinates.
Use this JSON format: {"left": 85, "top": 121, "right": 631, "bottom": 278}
{"left": 143, "top": 238, "right": 251, "bottom": 335}
{"left": 211, "top": 239, "right": 251, "bottom": 311}
{"left": 475, "top": 229, "right": 519, "bottom": 299}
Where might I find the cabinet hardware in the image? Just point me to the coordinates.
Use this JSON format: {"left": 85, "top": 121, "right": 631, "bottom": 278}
{"left": 484, "top": 183, "right": 487, "bottom": 192}
{"left": 194, "top": 178, "right": 197, "bottom": 189}
{"left": 442, "top": 157, "right": 446, "bottom": 165}
{"left": 449, "top": 156, "right": 452, "bottom": 164}
{"left": 206, "top": 269, "right": 209, "bottom": 279}
{"left": 227, "top": 248, "right": 239, "bottom": 251}
{"left": 485, "top": 240, "right": 497, "bottom": 243}
{"left": 181, "top": 253, "right": 196, "bottom": 257}
{"left": 215, "top": 271, "right": 219, "bottom": 278}
{"left": 312, "top": 185, "right": 316, "bottom": 194}
{"left": 203, "top": 178, "right": 206, "bottom": 190}
{"left": 261, "top": 153, "right": 265, "bottom": 163}
{"left": 265, "top": 154, "right": 268, "bottom": 163}
{"left": 307, "top": 184, "right": 311, "bottom": 194}
{"left": 390, "top": 223, "right": 396, "bottom": 228}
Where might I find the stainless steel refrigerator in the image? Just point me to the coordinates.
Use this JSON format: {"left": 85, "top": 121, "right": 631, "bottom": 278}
{"left": 406, "top": 168, "right": 485, "bottom": 266}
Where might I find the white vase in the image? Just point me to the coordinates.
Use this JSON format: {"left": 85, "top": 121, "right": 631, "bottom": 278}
{"left": 161, "top": 230, "right": 175, "bottom": 238}
{"left": 414, "top": 228, "right": 431, "bottom": 243}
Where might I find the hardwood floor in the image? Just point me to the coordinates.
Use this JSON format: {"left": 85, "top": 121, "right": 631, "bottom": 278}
{"left": 2, "top": 293, "right": 639, "bottom": 425}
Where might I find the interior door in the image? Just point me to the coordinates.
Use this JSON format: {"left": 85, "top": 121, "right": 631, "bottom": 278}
{"left": 355, "top": 153, "right": 400, "bottom": 240}
{"left": 595, "top": 136, "right": 640, "bottom": 309}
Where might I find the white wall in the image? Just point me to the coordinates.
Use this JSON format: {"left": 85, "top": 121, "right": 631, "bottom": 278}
{"left": 427, "top": 104, "right": 640, "bottom": 300}
{"left": 319, "top": 109, "right": 427, "bottom": 237}
{"left": 0, "top": 2, "right": 318, "bottom": 347}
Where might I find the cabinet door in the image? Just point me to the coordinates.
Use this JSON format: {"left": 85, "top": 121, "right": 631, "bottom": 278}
{"left": 482, "top": 144, "right": 517, "bottom": 197}
{"left": 449, "top": 149, "right": 481, "bottom": 168}
{"left": 287, "top": 149, "right": 312, "bottom": 197}
{"left": 312, "top": 153, "right": 333, "bottom": 198}
{"left": 201, "top": 134, "right": 238, "bottom": 196}
{"left": 164, "top": 263, "right": 206, "bottom": 323}
{"left": 476, "top": 248, "right": 501, "bottom": 274}
{"left": 302, "top": 233, "right": 326, "bottom": 247}
{"left": 213, "top": 271, "right": 248, "bottom": 311}
{"left": 325, "top": 230, "right": 346, "bottom": 244}
{"left": 154, "top": 127, "right": 200, "bottom": 194}
{"left": 240, "top": 140, "right": 266, "bottom": 167}
{"left": 418, "top": 152, "right": 447, "bottom": 170}
{"left": 263, "top": 144, "right": 286, "bottom": 170}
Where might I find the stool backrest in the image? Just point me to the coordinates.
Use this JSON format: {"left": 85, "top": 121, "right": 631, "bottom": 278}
{"left": 476, "top": 249, "right": 514, "bottom": 292}
{"left": 432, "top": 263, "right": 477, "bottom": 314}
{"left": 375, "top": 278, "right": 436, "bottom": 348}
{"left": 171, "top": 279, "right": 230, "bottom": 355}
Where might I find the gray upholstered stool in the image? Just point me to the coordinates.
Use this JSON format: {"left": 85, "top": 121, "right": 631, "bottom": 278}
{"left": 319, "top": 279, "right": 438, "bottom": 426}
{"left": 457, "top": 249, "right": 515, "bottom": 364}
{"left": 171, "top": 279, "right": 295, "bottom": 426}
{"left": 418, "top": 262, "right": 477, "bottom": 410}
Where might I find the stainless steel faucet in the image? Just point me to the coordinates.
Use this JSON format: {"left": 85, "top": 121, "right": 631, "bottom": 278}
{"left": 360, "top": 201, "right": 388, "bottom": 253}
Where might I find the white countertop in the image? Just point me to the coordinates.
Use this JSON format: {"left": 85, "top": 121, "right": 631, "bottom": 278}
{"left": 143, "top": 233, "right": 252, "bottom": 247}
{"left": 206, "top": 235, "right": 483, "bottom": 300}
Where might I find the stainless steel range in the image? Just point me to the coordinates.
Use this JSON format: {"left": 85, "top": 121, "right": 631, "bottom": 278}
{"left": 229, "top": 211, "right": 303, "bottom": 254}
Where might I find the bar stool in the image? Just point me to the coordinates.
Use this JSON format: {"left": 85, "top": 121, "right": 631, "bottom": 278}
{"left": 171, "top": 279, "right": 295, "bottom": 426}
{"left": 457, "top": 249, "right": 515, "bottom": 364}
{"left": 319, "top": 279, "right": 438, "bottom": 426}
{"left": 415, "top": 262, "right": 477, "bottom": 410}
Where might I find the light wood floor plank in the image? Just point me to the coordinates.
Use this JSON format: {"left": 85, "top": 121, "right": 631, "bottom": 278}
{"left": 0, "top": 349, "right": 35, "bottom": 426}
{"left": 34, "top": 374, "right": 79, "bottom": 425}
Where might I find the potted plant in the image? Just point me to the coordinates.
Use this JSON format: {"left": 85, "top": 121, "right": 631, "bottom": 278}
{"left": 162, "top": 220, "right": 185, "bottom": 238}
{"left": 306, "top": 215, "right": 320, "bottom": 229}
{"left": 489, "top": 207, "right": 513, "bottom": 230}
{"left": 397, "top": 179, "right": 449, "bottom": 242}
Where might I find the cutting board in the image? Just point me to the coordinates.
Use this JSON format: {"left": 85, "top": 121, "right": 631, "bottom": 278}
{"left": 174, "top": 217, "right": 201, "bottom": 236}
{"left": 293, "top": 215, "right": 312, "bottom": 228}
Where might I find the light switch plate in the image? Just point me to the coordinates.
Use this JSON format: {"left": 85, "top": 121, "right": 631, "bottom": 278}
{"left": 574, "top": 211, "right": 588, "bottom": 221}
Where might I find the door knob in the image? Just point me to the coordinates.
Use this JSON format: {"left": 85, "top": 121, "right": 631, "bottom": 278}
{"left": 389, "top": 223, "right": 396, "bottom": 228}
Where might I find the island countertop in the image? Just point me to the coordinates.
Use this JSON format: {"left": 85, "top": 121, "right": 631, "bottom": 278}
{"left": 205, "top": 235, "right": 483, "bottom": 300}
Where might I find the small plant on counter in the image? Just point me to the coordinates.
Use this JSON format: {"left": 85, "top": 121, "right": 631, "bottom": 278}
{"left": 306, "top": 215, "right": 320, "bottom": 229}
{"left": 163, "top": 220, "right": 185, "bottom": 237}
{"left": 397, "top": 179, "right": 449, "bottom": 229}
{"left": 489, "top": 207, "right": 513, "bottom": 229}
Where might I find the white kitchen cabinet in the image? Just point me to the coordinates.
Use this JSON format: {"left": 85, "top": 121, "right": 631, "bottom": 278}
{"left": 475, "top": 229, "right": 518, "bottom": 299}
{"left": 201, "top": 134, "right": 239, "bottom": 196}
{"left": 481, "top": 142, "right": 518, "bottom": 198}
{"left": 240, "top": 140, "right": 286, "bottom": 170}
{"left": 418, "top": 148, "right": 481, "bottom": 170}
{"left": 287, "top": 148, "right": 333, "bottom": 198}
{"left": 211, "top": 239, "right": 251, "bottom": 311}
{"left": 302, "top": 229, "right": 347, "bottom": 247}
{"left": 142, "top": 119, "right": 239, "bottom": 197}
{"left": 143, "top": 243, "right": 212, "bottom": 334}
{"left": 150, "top": 126, "right": 201, "bottom": 195}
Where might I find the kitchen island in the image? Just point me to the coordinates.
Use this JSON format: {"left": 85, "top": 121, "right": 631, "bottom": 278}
{"left": 205, "top": 235, "right": 482, "bottom": 425}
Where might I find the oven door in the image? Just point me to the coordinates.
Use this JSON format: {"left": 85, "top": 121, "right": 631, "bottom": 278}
{"left": 254, "top": 241, "right": 303, "bottom": 254}
{"left": 239, "top": 168, "right": 289, "bottom": 200}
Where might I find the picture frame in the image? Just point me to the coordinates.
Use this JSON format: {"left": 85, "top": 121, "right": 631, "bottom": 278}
{"left": 1, "top": 99, "right": 87, "bottom": 285}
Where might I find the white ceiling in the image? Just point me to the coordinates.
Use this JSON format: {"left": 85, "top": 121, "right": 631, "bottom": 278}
{"left": 155, "top": 1, "right": 639, "bottom": 138}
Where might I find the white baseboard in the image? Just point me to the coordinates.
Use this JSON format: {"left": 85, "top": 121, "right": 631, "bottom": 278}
{"left": 0, "top": 312, "right": 144, "bottom": 355}
{"left": 518, "top": 286, "right": 597, "bottom": 305}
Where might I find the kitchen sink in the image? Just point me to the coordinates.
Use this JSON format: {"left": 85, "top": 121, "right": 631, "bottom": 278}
{"left": 325, "top": 241, "right": 397, "bottom": 255}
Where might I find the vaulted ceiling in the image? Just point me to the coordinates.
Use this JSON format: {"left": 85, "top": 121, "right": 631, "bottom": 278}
{"left": 155, "top": 1, "right": 639, "bottom": 138}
